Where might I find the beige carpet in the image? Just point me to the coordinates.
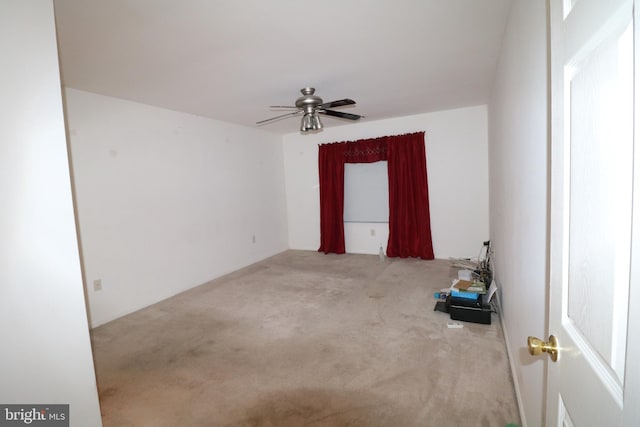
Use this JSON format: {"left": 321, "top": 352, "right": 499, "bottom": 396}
{"left": 91, "top": 250, "right": 520, "bottom": 427}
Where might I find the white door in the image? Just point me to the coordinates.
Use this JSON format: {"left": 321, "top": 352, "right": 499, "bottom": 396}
{"left": 546, "top": 0, "right": 640, "bottom": 426}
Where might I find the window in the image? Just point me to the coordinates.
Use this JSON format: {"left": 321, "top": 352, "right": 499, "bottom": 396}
{"left": 343, "top": 161, "right": 389, "bottom": 223}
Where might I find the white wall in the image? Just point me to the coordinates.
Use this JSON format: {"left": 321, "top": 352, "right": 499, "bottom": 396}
{"left": 488, "top": 1, "right": 548, "bottom": 426}
{"left": 65, "top": 89, "right": 289, "bottom": 327}
{"left": 283, "top": 106, "right": 489, "bottom": 259}
{"left": 0, "top": 2, "right": 102, "bottom": 425}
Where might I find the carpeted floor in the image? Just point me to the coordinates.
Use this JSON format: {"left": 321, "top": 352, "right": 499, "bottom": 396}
{"left": 90, "top": 250, "right": 520, "bottom": 427}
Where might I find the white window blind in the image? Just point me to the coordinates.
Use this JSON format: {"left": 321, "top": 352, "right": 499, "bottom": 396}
{"left": 343, "top": 161, "right": 389, "bottom": 223}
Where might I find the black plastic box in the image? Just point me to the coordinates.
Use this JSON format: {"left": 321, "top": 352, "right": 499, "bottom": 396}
{"left": 447, "top": 294, "right": 492, "bottom": 325}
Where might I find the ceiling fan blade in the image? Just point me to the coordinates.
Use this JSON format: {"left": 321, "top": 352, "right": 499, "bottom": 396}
{"left": 256, "top": 111, "right": 300, "bottom": 125}
{"left": 318, "top": 98, "right": 356, "bottom": 109}
{"left": 319, "top": 109, "right": 363, "bottom": 120}
{"left": 269, "top": 105, "right": 298, "bottom": 109}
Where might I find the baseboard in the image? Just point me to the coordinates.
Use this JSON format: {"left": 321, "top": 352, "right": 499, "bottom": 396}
{"left": 495, "top": 293, "right": 528, "bottom": 427}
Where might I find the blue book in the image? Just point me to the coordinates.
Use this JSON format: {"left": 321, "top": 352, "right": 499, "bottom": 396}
{"left": 451, "top": 289, "right": 481, "bottom": 300}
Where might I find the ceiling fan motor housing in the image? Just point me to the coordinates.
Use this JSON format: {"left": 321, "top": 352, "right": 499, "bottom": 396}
{"left": 295, "top": 87, "right": 323, "bottom": 113}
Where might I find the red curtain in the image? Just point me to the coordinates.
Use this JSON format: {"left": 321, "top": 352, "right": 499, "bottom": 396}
{"left": 318, "top": 131, "right": 434, "bottom": 259}
{"left": 318, "top": 142, "right": 347, "bottom": 254}
{"left": 386, "top": 132, "right": 434, "bottom": 259}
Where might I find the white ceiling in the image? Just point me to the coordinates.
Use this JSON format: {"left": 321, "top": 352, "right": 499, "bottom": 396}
{"left": 53, "top": 0, "right": 512, "bottom": 135}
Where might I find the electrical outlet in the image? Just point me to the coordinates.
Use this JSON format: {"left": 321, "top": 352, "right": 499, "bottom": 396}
{"left": 252, "top": 234, "right": 256, "bottom": 244}
{"left": 93, "top": 279, "right": 102, "bottom": 291}
{"left": 370, "top": 229, "right": 375, "bottom": 236}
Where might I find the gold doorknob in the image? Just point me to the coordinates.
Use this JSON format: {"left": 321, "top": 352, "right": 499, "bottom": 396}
{"left": 527, "top": 335, "right": 559, "bottom": 362}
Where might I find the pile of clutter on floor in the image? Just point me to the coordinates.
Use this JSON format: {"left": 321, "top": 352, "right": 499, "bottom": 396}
{"left": 434, "top": 241, "right": 496, "bottom": 325}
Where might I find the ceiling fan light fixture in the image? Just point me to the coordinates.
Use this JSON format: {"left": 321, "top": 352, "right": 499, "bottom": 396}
{"left": 300, "top": 112, "right": 322, "bottom": 132}
{"left": 312, "top": 114, "right": 323, "bottom": 130}
{"left": 300, "top": 113, "right": 313, "bottom": 132}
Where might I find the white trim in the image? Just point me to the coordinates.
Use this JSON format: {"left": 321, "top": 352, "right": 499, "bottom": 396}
{"left": 496, "top": 293, "right": 529, "bottom": 427}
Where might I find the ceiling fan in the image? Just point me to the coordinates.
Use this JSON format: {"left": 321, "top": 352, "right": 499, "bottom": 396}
{"left": 256, "top": 87, "right": 363, "bottom": 132}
